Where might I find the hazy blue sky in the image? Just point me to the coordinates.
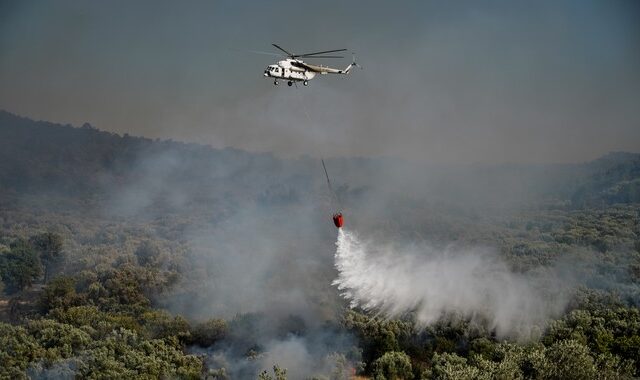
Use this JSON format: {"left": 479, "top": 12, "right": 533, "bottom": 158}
{"left": 1, "top": 0, "right": 638, "bottom": 163}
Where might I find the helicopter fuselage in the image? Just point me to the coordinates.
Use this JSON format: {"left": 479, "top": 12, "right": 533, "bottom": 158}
{"left": 264, "top": 59, "right": 316, "bottom": 85}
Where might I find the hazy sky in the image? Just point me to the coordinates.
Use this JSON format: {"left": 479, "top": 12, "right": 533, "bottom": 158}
{"left": 1, "top": 0, "right": 639, "bottom": 164}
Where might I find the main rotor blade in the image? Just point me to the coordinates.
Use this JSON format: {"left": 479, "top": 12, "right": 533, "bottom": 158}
{"left": 299, "top": 48, "right": 347, "bottom": 57}
{"left": 233, "top": 48, "right": 283, "bottom": 57}
{"left": 272, "top": 43, "right": 294, "bottom": 57}
{"left": 299, "top": 55, "right": 344, "bottom": 59}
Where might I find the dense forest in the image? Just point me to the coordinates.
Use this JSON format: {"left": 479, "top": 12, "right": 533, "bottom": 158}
{"left": 1, "top": 110, "right": 639, "bottom": 379}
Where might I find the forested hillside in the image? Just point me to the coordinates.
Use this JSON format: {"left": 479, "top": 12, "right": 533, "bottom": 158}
{"left": 1, "top": 110, "right": 639, "bottom": 379}
{"left": 2, "top": 110, "right": 639, "bottom": 213}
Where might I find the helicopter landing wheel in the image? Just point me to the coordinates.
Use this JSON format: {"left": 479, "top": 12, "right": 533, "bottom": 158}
{"left": 287, "top": 81, "right": 293, "bottom": 87}
{"left": 274, "top": 80, "right": 279, "bottom": 85}
{"left": 303, "top": 80, "right": 308, "bottom": 86}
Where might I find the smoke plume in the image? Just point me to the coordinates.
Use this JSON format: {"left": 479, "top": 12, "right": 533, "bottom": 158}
{"left": 333, "top": 229, "right": 570, "bottom": 339}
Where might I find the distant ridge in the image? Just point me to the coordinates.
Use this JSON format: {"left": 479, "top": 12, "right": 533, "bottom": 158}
{"left": 1, "top": 109, "right": 639, "bottom": 208}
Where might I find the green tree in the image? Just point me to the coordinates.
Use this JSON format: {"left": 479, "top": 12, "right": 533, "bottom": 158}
{"left": 135, "top": 240, "right": 162, "bottom": 267}
{"left": 0, "top": 239, "right": 42, "bottom": 293}
{"left": 0, "top": 322, "right": 45, "bottom": 378}
{"left": 594, "top": 352, "right": 634, "bottom": 380}
{"left": 471, "top": 342, "right": 527, "bottom": 380}
{"left": 78, "top": 328, "right": 202, "bottom": 379}
{"left": 191, "top": 318, "right": 228, "bottom": 347}
{"left": 540, "top": 339, "right": 597, "bottom": 380}
{"left": 25, "top": 319, "right": 92, "bottom": 362}
{"left": 30, "top": 232, "right": 64, "bottom": 283}
{"left": 40, "top": 276, "right": 81, "bottom": 312}
{"left": 371, "top": 351, "right": 413, "bottom": 380}
{"left": 139, "top": 310, "right": 191, "bottom": 342}
{"left": 258, "top": 365, "right": 287, "bottom": 380}
{"left": 342, "top": 311, "right": 412, "bottom": 366}
{"left": 426, "top": 352, "right": 481, "bottom": 380}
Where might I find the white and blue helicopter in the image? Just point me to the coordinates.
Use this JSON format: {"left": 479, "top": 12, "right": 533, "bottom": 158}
{"left": 263, "top": 44, "right": 360, "bottom": 86}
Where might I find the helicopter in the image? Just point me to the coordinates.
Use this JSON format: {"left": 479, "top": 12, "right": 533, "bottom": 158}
{"left": 263, "top": 44, "right": 360, "bottom": 86}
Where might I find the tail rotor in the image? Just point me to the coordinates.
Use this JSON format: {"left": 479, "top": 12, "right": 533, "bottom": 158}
{"left": 351, "top": 53, "right": 363, "bottom": 70}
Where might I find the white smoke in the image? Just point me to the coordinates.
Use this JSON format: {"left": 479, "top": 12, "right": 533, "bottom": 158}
{"left": 333, "top": 229, "right": 570, "bottom": 339}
